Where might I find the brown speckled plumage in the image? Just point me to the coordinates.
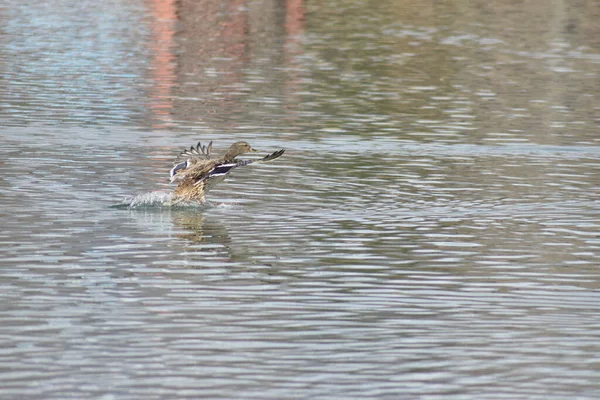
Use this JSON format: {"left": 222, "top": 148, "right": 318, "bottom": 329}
{"left": 168, "top": 141, "right": 284, "bottom": 205}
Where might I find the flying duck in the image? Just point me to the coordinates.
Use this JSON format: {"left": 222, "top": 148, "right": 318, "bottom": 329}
{"left": 168, "top": 141, "right": 284, "bottom": 205}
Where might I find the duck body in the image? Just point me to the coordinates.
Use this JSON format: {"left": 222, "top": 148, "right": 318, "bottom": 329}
{"left": 169, "top": 141, "right": 284, "bottom": 205}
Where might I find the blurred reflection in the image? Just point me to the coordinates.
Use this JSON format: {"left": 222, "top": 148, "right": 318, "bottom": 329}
{"left": 144, "top": 0, "right": 306, "bottom": 129}
{"left": 300, "top": 0, "right": 600, "bottom": 144}
{"left": 283, "top": 0, "right": 306, "bottom": 121}
{"left": 169, "top": 0, "right": 250, "bottom": 125}
{"left": 147, "top": 0, "right": 177, "bottom": 129}
{"left": 171, "top": 211, "right": 230, "bottom": 246}
{"left": 169, "top": 211, "right": 238, "bottom": 265}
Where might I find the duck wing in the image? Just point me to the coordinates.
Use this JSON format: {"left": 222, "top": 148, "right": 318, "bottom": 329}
{"left": 170, "top": 156, "right": 237, "bottom": 184}
{"left": 170, "top": 141, "right": 213, "bottom": 181}
{"left": 193, "top": 149, "right": 285, "bottom": 189}
{"left": 232, "top": 149, "right": 285, "bottom": 168}
{"left": 255, "top": 149, "right": 285, "bottom": 163}
{"left": 178, "top": 141, "right": 213, "bottom": 161}
{"left": 171, "top": 149, "right": 285, "bottom": 184}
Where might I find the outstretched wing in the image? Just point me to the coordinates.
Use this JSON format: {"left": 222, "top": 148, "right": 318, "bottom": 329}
{"left": 256, "top": 149, "right": 285, "bottom": 163}
{"left": 178, "top": 141, "right": 213, "bottom": 160}
{"left": 219, "top": 149, "right": 285, "bottom": 169}
{"left": 233, "top": 149, "right": 284, "bottom": 167}
{"left": 196, "top": 150, "right": 285, "bottom": 191}
{"left": 170, "top": 141, "right": 213, "bottom": 182}
{"left": 196, "top": 162, "right": 238, "bottom": 192}
{"left": 170, "top": 160, "right": 190, "bottom": 181}
{"left": 205, "top": 149, "right": 283, "bottom": 173}
{"left": 170, "top": 148, "right": 285, "bottom": 185}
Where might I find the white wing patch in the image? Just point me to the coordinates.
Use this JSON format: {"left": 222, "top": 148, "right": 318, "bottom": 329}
{"left": 169, "top": 160, "right": 189, "bottom": 182}
{"left": 193, "top": 162, "right": 238, "bottom": 186}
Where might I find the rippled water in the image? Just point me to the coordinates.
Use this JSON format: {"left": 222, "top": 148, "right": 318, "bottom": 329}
{"left": 2, "top": 0, "right": 600, "bottom": 399}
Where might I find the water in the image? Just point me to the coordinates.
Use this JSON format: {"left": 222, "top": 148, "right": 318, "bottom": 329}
{"left": 2, "top": 0, "right": 600, "bottom": 398}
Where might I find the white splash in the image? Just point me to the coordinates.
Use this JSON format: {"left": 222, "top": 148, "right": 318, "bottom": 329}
{"left": 113, "top": 191, "right": 177, "bottom": 209}
{"left": 112, "top": 191, "right": 241, "bottom": 210}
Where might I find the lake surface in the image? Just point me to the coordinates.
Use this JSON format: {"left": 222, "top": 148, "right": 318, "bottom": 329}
{"left": 1, "top": 0, "right": 600, "bottom": 398}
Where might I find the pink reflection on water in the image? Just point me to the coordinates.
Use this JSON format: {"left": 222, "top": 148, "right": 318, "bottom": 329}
{"left": 283, "top": 0, "right": 305, "bottom": 124}
{"left": 147, "top": 0, "right": 177, "bottom": 129}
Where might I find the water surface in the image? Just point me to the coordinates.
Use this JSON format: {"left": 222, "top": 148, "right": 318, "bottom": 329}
{"left": 1, "top": 0, "right": 600, "bottom": 399}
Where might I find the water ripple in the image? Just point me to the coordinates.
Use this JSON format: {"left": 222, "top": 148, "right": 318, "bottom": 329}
{"left": 2, "top": 0, "right": 600, "bottom": 398}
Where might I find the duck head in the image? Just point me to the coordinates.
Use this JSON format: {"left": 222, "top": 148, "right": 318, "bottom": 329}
{"left": 223, "top": 141, "right": 256, "bottom": 160}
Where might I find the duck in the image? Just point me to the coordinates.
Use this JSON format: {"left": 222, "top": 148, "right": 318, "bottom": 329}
{"left": 168, "top": 141, "right": 284, "bottom": 205}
